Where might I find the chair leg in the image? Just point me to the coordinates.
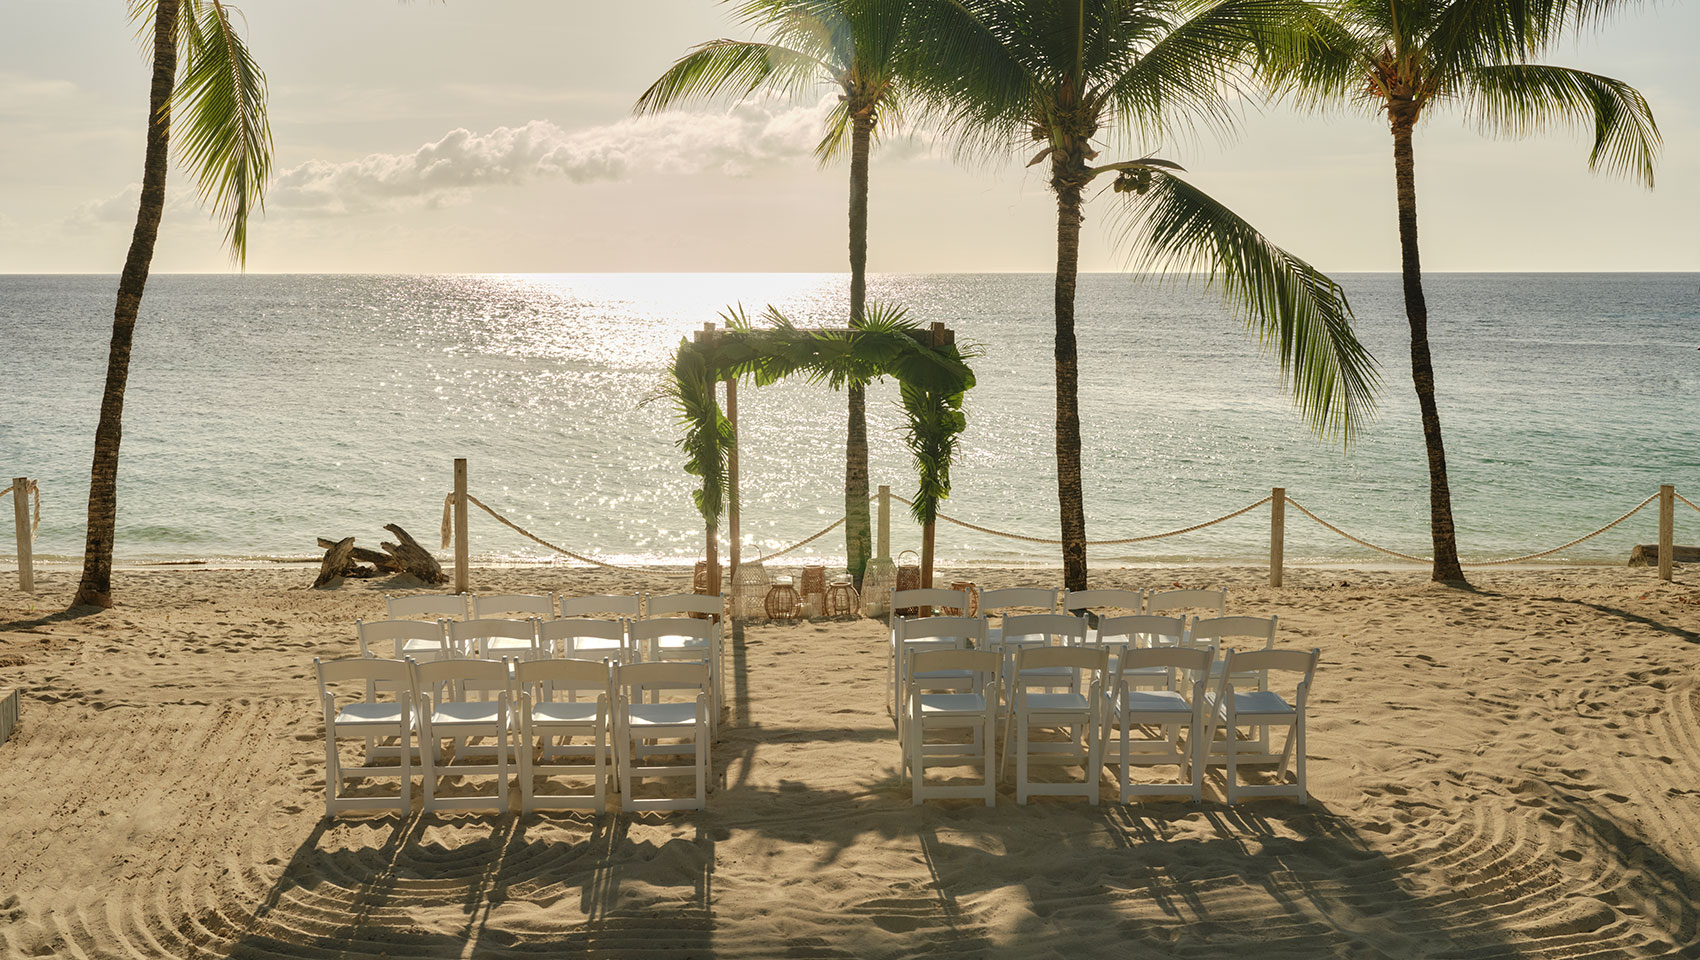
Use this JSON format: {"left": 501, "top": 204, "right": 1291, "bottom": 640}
{"left": 593, "top": 719, "right": 608, "bottom": 810}
{"left": 323, "top": 733, "right": 341, "bottom": 818}
{"left": 1296, "top": 718, "right": 1308, "bottom": 804}
{"left": 982, "top": 706, "right": 997, "bottom": 808}
{"left": 496, "top": 726, "right": 510, "bottom": 811}
{"left": 1016, "top": 711, "right": 1030, "bottom": 806}
{"left": 398, "top": 723, "right": 413, "bottom": 815}
{"left": 908, "top": 709, "right": 923, "bottom": 806}
{"left": 1225, "top": 708, "right": 1238, "bottom": 806}
{"left": 421, "top": 732, "right": 437, "bottom": 813}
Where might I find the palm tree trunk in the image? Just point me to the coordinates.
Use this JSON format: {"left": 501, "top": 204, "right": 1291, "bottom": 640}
{"left": 1052, "top": 159, "right": 1089, "bottom": 592}
{"left": 845, "top": 111, "right": 874, "bottom": 587}
{"left": 1390, "top": 104, "right": 1467, "bottom": 584}
{"left": 71, "top": 0, "right": 179, "bottom": 609}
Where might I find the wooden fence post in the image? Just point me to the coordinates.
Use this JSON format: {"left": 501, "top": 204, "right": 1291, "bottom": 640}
{"left": 1269, "top": 486, "right": 1285, "bottom": 588}
{"left": 12, "top": 478, "right": 33, "bottom": 595}
{"left": 1659, "top": 484, "right": 1674, "bottom": 582}
{"left": 726, "top": 377, "right": 739, "bottom": 591}
{"left": 454, "top": 458, "right": 469, "bottom": 595}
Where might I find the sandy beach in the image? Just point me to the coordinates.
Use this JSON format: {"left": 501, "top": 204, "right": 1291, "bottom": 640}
{"left": 1, "top": 563, "right": 1698, "bottom": 958}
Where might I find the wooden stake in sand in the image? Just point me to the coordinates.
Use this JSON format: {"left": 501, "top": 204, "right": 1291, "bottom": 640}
{"left": 454, "top": 458, "right": 470, "bottom": 594}
{"left": 11, "top": 477, "right": 32, "bottom": 595}
{"left": 1659, "top": 484, "right": 1674, "bottom": 581}
{"left": 1269, "top": 486, "right": 1286, "bottom": 588}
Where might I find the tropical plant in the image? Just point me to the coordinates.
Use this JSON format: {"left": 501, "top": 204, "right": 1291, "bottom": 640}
{"left": 636, "top": 0, "right": 913, "bottom": 587}
{"left": 905, "top": 0, "right": 1379, "bottom": 590}
{"left": 1254, "top": 0, "right": 1658, "bottom": 583}
{"left": 71, "top": 0, "right": 272, "bottom": 608}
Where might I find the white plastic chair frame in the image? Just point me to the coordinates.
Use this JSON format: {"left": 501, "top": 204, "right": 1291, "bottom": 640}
{"left": 358, "top": 618, "right": 455, "bottom": 662}
{"left": 630, "top": 617, "right": 721, "bottom": 733}
{"left": 514, "top": 658, "right": 610, "bottom": 813}
{"left": 978, "top": 587, "right": 1060, "bottom": 646}
{"left": 1095, "top": 615, "right": 1189, "bottom": 692}
{"left": 889, "top": 588, "right": 971, "bottom": 627}
{"left": 614, "top": 661, "right": 712, "bottom": 812}
{"left": 1061, "top": 588, "right": 1145, "bottom": 645}
{"left": 316, "top": 657, "right": 416, "bottom": 817}
{"left": 448, "top": 617, "right": 544, "bottom": 662}
{"left": 541, "top": 617, "right": 631, "bottom": 663}
{"left": 1190, "top": 615, "right": 1279, "bottom": 752}
{"left": 559, "top": 593, "right": 644, "bottom": 619}
{"left": 889, "top": 615, "right": 986, "bottom": 724}
{"left": 1145, "top": 588, "right": 1226, "bottom": 618}
{"left": 1105, "top": 646, "right": 1214, "bottom": 802}
{"left": 386, "top": 593, "right": 471, "bottom": 622}
{"left": 645, "top": 595, "right": 725, "bottom": 713}
{"left": 473, "top": 593, "right": 555, "bottom": 620}
{"left": 412, "top": 658, "right": 513, "bottom": 813}
{"left": 903, "top": 648, "right": 1002, "bottom": 807}
{"left": 994, "top": 613, "right": 1090, "bottom": 708}
{"left": 1206, "top": 647, "right": 1320, "bottom": 804}
{"left": 1003, "top": 645, "right": 1107, "bottom": 805}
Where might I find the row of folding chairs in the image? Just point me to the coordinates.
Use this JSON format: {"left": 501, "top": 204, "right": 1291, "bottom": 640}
{"left": 315, "top": 655, "right": 713, "bottom": 817}
{"left": 892, "top": 614, "right": 1315, "bottom": 806}
{"left": 892, "top": 586, "right": 1226, "bottom": 622}
{"left": 385, "top": 591, "right": 717, "bottom": 623}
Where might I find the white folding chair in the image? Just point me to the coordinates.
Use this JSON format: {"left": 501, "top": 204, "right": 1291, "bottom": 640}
{"left": 991, "top": 613, "right": 1089, "bottom": 708}
{"left": 631, "top": 617, "right": 721, "bottom": 732}
{"left": 541, "top": 617, "right": 631, "bottom": 663}
{"left": 449, "top": 617, "right": 544, "bottom": 662}
{"left": 889, "top": 615, "right": 985, "bottom": 722}
{"left": 1145, "top": 588, "right": 1226, "bottom": 618}
{"left": 978, "top": 587, "right": 1059, "bottom": 646}
{"left": 559, "top": 593, "right": 644, "bottom": 619}
{"left": 884, "top": 589, "right": 972, "bottom": 715}
{"left": 473, "top": 593, "right": 555, "bottom": 620}
{"left": 1061, "top": 588, "right": 1144, "bottom": 645}
{"left": 902, "top": 648, "right": 1002, "bottom": 807}
{"left": 357, "top": 618, "right": 455, "bottom": 663}
{"left": 412, "top": 658, "right": 512, "bottom": 813}
{"left": 1004, "top": 645, "right": 1107, "bottom": 805}
{"left": 646, "top": 594, "right": 725, "bottom": 713}
{"left": 386, "top": 593, "right": 471, "bottom": 622}
{"left": 1104, "top": 646, "right": 1214, "bottom": 802}
{"left": 1095, "top": 615, "right": 1189, "bottom": 691}
{"left": 514, "top": 658, "right": 610, "bottom": 813}
{"left": 613, "top": 661, "right": 712, "bottom": 812}
{"left": 1205, "top": 647, "right": 1320, "bottom": 804}
{"left": 316, "top": 657, "right": 415, "bottom": 817}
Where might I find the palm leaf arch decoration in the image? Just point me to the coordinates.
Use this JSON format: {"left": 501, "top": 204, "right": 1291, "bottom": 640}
{"left": 663, "top": 301, "right": 976, "bottom": 587}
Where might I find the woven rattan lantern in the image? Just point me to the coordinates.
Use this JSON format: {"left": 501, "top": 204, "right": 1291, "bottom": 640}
{"left": 731, "top": 560, "right": 769, "bottom": 620}
{"left": 894, "top": 550, "right": 922, "bottom": 616}
{"left": 799, "top": 563, "right": 827, "bottom": 618}
{"left": 861, "top": 484, "right": 897, "bottom": 618}
{"left": 949, "top": 581, "right": 979, "bottom": 617}
{"left": 765, "top": 576, "right": 800, "bottom": 620}
{"left": 824, "top": 574, "right": 859, "bottom": 619}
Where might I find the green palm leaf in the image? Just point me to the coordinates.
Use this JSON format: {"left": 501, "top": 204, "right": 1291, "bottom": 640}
{"left": 1463, "top": 62, "right": 1659, "bottom": 187}
{"left": 634, "top": 39, "right": 829, "bottom": 115}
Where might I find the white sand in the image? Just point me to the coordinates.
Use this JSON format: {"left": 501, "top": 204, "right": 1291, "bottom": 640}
{"left": 2, "top": 563, "right": 1698, "bottom": 958}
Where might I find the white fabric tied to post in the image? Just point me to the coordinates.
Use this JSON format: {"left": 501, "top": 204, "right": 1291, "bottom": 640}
{"left": 1, "top": 480, "right": 41, "bottom": 536}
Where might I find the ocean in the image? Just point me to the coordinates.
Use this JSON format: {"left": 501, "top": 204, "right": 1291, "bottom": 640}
{"left": 1, "top": 272, "right": 1694, "bottom": 569}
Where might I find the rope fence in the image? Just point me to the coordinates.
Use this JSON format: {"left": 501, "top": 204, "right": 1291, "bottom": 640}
{"left": 0, "top": 478, "right": 41, "bottom": 536}
{"left": 438, "top": 469, "right": 1691, "bottom": 587}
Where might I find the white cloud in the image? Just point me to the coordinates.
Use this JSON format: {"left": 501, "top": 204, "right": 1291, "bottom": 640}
{"left": 0, "top": 72, "right": 77, "bottom": 112}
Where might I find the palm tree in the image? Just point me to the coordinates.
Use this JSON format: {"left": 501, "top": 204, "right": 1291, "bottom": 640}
{"left": 635, "top": 0, "right": 911, "bottom": 588}
{"left": 71, "top": 0, "right": 271, "bottom": 608}
{"left": 906, "top": 0, "right": 1379, "bottom": 590}
{"left": 1258, "top": 0, "right": 1658, "bottom": 583}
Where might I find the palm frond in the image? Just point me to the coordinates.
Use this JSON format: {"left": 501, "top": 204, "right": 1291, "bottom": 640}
{"left": 896, "top": 0, "right": 1040, "bottom": 164}
{"left": 1462, "top": 62, "right": 1658, "bottom": 187}
{"left": 1111, "top": 168, "right": 1380, "bottom": 441}
{"left": 1248, "top": 0, "right": 1374, "bottom": 111}
{"left": 170, "top": 0, "right": 272, "bottom": 265}
{"left": 634, "top": 39, "right": 828, "bottom": 114}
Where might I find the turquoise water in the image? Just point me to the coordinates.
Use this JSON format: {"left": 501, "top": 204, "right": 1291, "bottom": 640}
{"left": 0, "top": 273, "right": 1695, "bottom": 567}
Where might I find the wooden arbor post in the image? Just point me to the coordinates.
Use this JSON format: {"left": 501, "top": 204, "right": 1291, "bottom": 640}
{"left": 726, "top": 376, "right": 740, "bottom": 593}
{"left": 453, "top": 458, "right": 469, "bottom": 595}
{"left": 695, "top": 323, "right": 724, "bottom": 597}
{"left": 916, "top": 322, "right": 954, "bottom": 589}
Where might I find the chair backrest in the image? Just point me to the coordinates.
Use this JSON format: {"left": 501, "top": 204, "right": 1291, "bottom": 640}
{"left": 614, "top": 660, "right": 710, "bottom": 702}
{"left": 907, "top": 649, "right": 1002, "bottom": 693}
{"left": 1116, "top": 646, "right": 1212, "bottom": 686}
{"left": 356, "top": 619, "right": 449, "bottom": 659}
{"left": 472, "top": 593, "right": 554, "bottom": 619}
{"left": 316, "top": 656, "right": 413, "bottom": 701}
{"left": 385, "top": 593, "right": 470, "bottom": 621}
{"left": 1145, "top": 588, "right": 1226, "bottom": 617}
{"left": 630, "top": 617, "right": 714, "bottom": 645}
{"left": 648, "top": 593, "right": 723, "bottom": 620}
{"left": 1061, "top": 589, "right": 1144, "bottom": 617}
{"left": 539, "top": 617, "right": 626, "bottom": 646}
{"left": 559, "top": 593, "right": 643, "bottom": 618}
{"left": 1220, "top": 647, "right": 1319, "bottom": 697}
{"left": 514, "top": 657, "right": 610, "bottom": 699}
{"left": 978, "top": 587, "right": 1059, "bottom": 615}
{"left": 1189, "top": 615, "right": 1277, "bottom": 650}
{"left": 1096, "top": 615, "right": 1188, "bottom": 649}
{"left": 999, "top": 613, "right": 1088, "bottom": 647}
{"left": 414, "top": 657, "right": 511, "bottom": 699}
{"left": 1012, "top": 644, "right": 1107, "bottom": 677}
{"left": 890, "top": 588, "right": 971, "bottom": 622}
{"left": 893, "top": 615, "right": 986, "bottom": 644}
{"left": 448, "top": 617, "right": 541, "bottom": 644}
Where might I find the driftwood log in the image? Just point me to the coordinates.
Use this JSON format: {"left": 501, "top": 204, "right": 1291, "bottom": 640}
{"left": 312, "top": 524, "right": 447, "bottom": 587}
{"left": 1627, "top": 544, "right": 1700, "bottom": 567}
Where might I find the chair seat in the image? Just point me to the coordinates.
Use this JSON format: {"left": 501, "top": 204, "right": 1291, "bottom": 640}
{"left": 334, "top": 703, "right": 410, "bottom": 728}
{"left": 430, "top": 702, "right": 503, "bottom": 726}
{"left": 399, "top": 639, "right": 449, "bottom": 656}
{"left": 1022, "top": 692, "right": 1092, "bottom": 713}
{"left": 531, "top": 701, "right": 602, "bottom": 725}
{"left": 1116, "top": 689, "right": 1191, "bottom": 716}
{"left": 1211, "top": 691, "right": 1294, "bottom": 719}
{"left": 483, "top": 638, "right": 533, "bottom": 651}
{"left": 917, "top": 693, "right": 990, "bottom": 716}
{"left": 655, "top": 635, "right": 709, "bottom": 650}
{"left": 627, "top": 703, "right": 702, "bottom": 728}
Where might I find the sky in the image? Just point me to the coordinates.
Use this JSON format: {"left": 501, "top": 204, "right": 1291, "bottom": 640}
{"left": 0, "top": 0, "right": 1694, "bottom": 274}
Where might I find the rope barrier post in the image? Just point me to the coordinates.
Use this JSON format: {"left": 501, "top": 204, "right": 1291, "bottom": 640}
{"left": 726, "top": 376, "right": 740, "bottom": 596}
{"left": 1658, "top": 484, "right": 1674, "bottom": 582}
{"left": 12, "top": 478, "right": 33, "bottom": 595}
{"left": 1269, "top": 487, "right": 1285, "bottom": 588}
{"left": 453, "top": 459, "right": 470, "bottom": 595}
